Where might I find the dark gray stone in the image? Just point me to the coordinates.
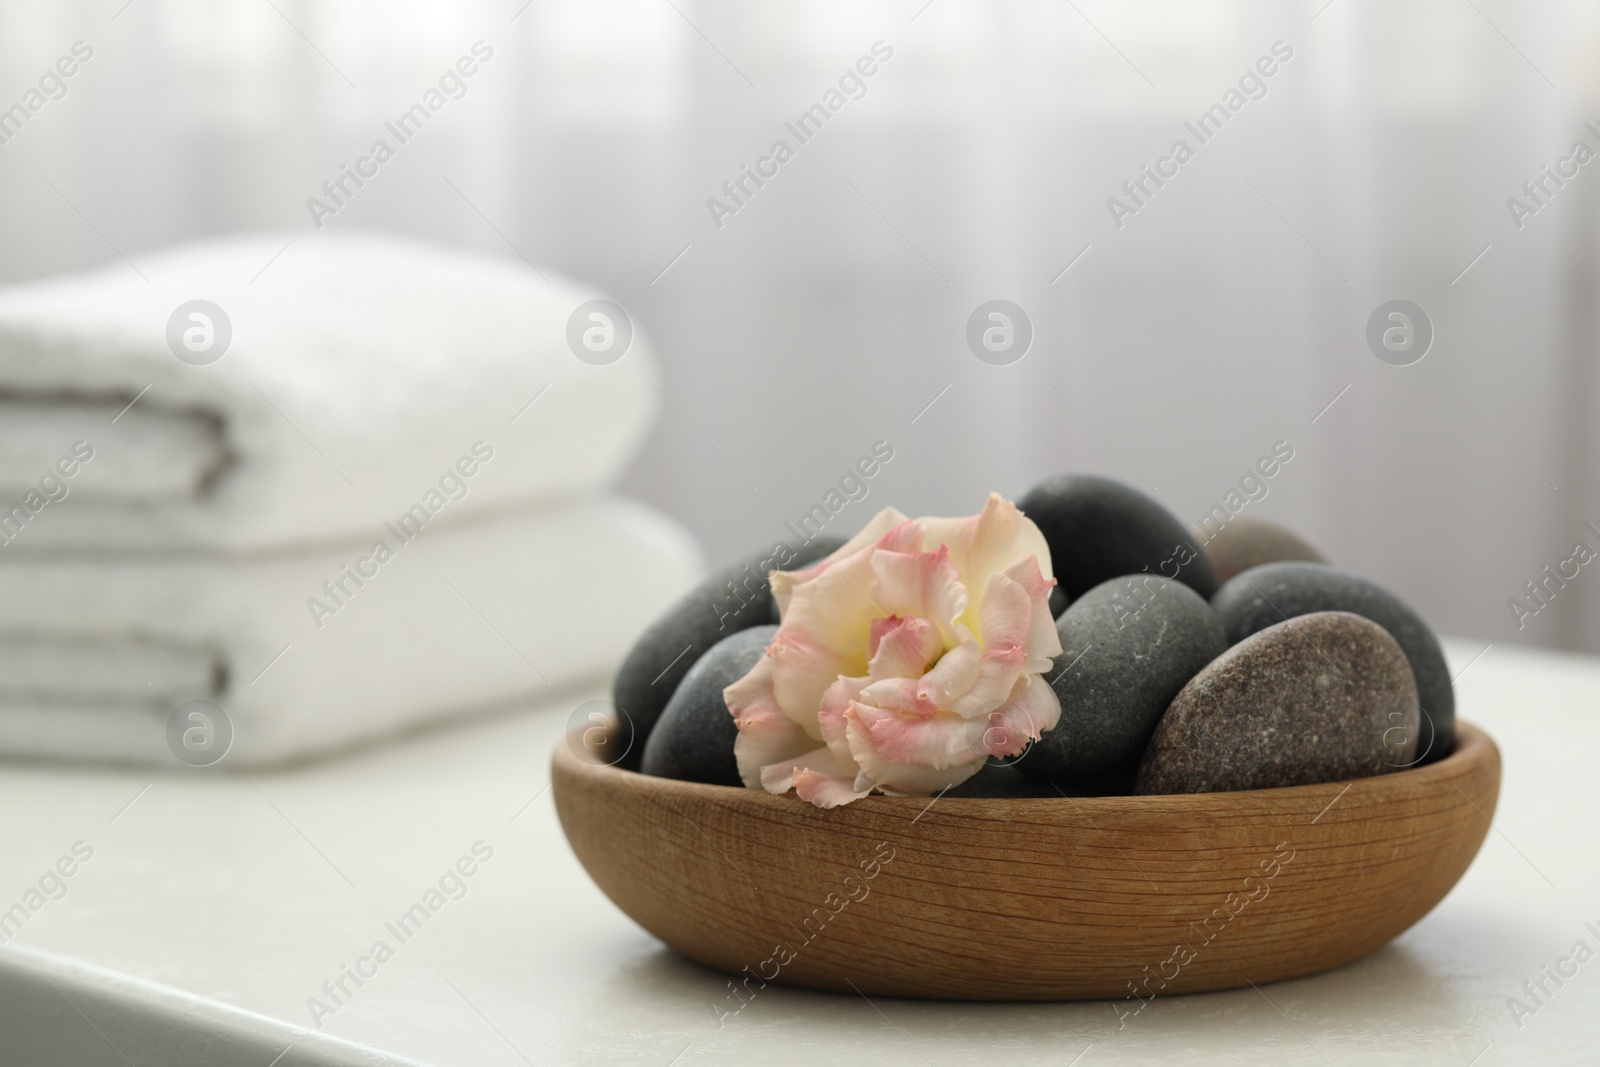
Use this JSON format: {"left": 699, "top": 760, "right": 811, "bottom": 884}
{"left": 1018, "top": 574, "right": 1227, "bottom": 794}
{"left": 1136, "top": 611, "right": 1419, "bottom": 794}
{"left": 1211, "top": 561, "right": 1453, "bottom": 764}
{"left": 642, "top": 626, "right": 777, "bottom": 787}
{"left": 944, "top": 761, "right": 1057, "bottom": 798}
{"left": 1202, "top": 517, "right": 1326, "bottom": 585}
{"left": 1018, "top": 475, "right": 1218, "bottom": 606}
{"left": 612, "top": 535, "right": 846, "bottom": 769}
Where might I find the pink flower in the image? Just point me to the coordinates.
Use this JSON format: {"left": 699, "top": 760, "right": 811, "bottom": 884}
{"left": 723, "top": 493, "right": 1063, "bottom": 808}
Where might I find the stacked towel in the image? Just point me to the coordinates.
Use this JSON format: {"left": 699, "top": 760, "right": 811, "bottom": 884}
{"left": 0, "top": 232, "right": 702, "bottom": 765}
{"left": 0, "top": 232, "right": 660, "bottom": 550}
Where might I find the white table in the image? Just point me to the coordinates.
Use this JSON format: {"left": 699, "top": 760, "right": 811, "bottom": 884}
{"left": 1, "top": 637, "right": 1594, "bottom": 1066}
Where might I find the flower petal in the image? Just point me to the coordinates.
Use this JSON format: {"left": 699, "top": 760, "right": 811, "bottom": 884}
{"left": 946, "top": 559, "right": 1064, "bottom": 718}
{"left": 981, "top": 671, "right": 1062, "bottom": 759}
{"left": 769, "top": 507, "right": 913, "bottom": 617}
{"left": 764, "top": 627, "right": 854, "bottom": 736}
{"left": 1002, "top": 554, "right": 1064, "bottom": 674}
{"left": 768, "top": 516, "right": 935, "bottom": 724}
{"left": 855, "top": 675, "right": 938, "bottom": 718}
{"left": 756, "top": 744, "right": 873, "bottom": 807}
{"left": 920, "top": 493, "right": 1054, "bottom": 640}
{"left": 794, "top": 766, "right": 874, "bottom": 808}
{"left": 794, "top": 773, "right": 872, "bottom": 807}
{"left": 867, "top": 615, "right": 941, "bottom": 679}
{"left": 871, "top": 546, "right": 969, "bottom": 650}
{"left": 843, "top": 703, "right": 989, "bottom": 795}
{"left": 724, "top": 655, "right": 820, "bottom": 790}
{"left": 914, "top": 637, "right": 982, "bottom": 712}
{"left": 817, "top": 674, "right": 870, "bottom": 766}
{"left": 847, "top": 700, "right": 982, "bottom": 769}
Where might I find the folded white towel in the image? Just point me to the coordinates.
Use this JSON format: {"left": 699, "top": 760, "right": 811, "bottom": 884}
{"left": 0, "top": 498, "right": 702, "bottom": 766}
{"left": 0, "top": 231, "right": 658, "bottom": 552}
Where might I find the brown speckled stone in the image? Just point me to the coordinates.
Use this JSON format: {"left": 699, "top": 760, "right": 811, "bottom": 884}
{"left": 1135, "top": 611, "right": 1418, "bottom": 794}
{"left": 1202, "top": 517, "right": 1326, "bottom": 585}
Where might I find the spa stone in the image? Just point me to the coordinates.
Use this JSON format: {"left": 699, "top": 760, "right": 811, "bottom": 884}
{"left": 1018, "top": 475, "right": 1218, "bottom": 606}
{"left": 1136, "top": 611, "right": 1419, "bottom": 794}
{"left": 1202, "top": 516, "right": 1326, "bottom": 584}
{"left": 612, "top": 534, "right": 845, "bottom": 768}
{"left": 641, "top": 626, "right": 776, "bottom": 788}
{"left": 1211, "top": 561, "right": 1453, "bottom": 763}
{"left": 1019, "top": 574, "right": 1227, "bottom": 793}
{"left": 944, "top": 761, "right": 1058, "bottom": 798}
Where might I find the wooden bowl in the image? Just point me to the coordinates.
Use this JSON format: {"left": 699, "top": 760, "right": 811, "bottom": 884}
{"left": 552, "top": 721, "right": 1500, "bottom": 1001}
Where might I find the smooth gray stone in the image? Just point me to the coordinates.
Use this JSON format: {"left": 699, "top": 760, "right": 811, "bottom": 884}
{"left": 1018, "top": 574, "right": 1227, "bottom": 794}
{"left": 944, "top": 761, "right": 1057, "bottom": 798}
{"left": 1136, "top": 611, "right": 1419, "bottom": 794}
{"left": 642, "top": 626, "right": 777, "bottom": 788}
{"left": 1018, "top": 475, "right": 1218, "bottom": 606}
{"left": 612, "top": 535, "right": 846, "bottom": 769}
{"left": 1202, "top": 516, "right": 1326, "bottom": 585}
{"left": 1211, "top": 561, "right": 1453, "bottom": 764}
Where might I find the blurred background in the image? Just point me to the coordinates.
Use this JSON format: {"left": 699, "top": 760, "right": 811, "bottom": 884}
{"left": 1, "top": 0, "right": 1596, "bottom": 657}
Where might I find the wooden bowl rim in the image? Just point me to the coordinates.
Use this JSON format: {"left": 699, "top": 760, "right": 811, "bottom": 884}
{"left": 553, "top": 719, "right": 1497, "bottom": 815}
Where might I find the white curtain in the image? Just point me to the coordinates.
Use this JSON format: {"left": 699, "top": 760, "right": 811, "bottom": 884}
{"left": 1, "top": 0, "right": 1595, "bottom": 654}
